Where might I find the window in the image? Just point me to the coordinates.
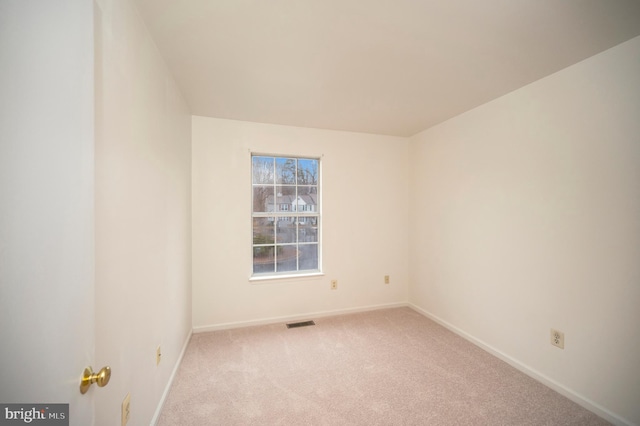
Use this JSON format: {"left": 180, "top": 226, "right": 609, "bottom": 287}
{"left": 252, "top": 155, "right": 320, "bottom": 276}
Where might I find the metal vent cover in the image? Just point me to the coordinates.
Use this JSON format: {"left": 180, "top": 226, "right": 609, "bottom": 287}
{"left": 286, "top": 320, "right": 316, "bottom": 329}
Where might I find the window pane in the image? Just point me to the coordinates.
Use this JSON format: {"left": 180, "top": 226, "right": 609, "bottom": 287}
{"left": 253, "top": 246, "right": 275, "bottom": 273}
{"left": 276, "top": 158, "right": 297, "bottom": 184}
{"left": 296, "top": 186, "right": 318, "bottom": 212}
{"left": 276, "top": 245, "right": 298, "bottom": 273}
{"left": 299, "top": 244, "right": 318, "bottom": 270}
{"left": 253, "top": 186, "right": 274, "bottom": 213}
{"left": 252, "top": 156, "right": 274, "bottom": 184}
{"left": 275, "top": 186, "right": 296, "bottom": 212}
{"left": 252, "top": 154, "right": 320, "bottom": 277}
{"left": 297, "top": 158, "right": 318, "bottom": 185}
{"left": 298, "top": 217, "right": 318, "bottom": 242}
{"left": 253, "top": 217, "right": 274, "bottom": 244}
{"left": 276, "top": 217, "right": 296, "bottom": 243}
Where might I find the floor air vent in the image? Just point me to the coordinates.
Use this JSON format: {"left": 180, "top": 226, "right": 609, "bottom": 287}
{"left": 286, "top": 320, "right": 316, "bottom": 329}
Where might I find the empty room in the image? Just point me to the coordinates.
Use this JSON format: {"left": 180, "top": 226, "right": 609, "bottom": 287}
{"left": 1, "top": 0, "right": 639, "bottom": 425}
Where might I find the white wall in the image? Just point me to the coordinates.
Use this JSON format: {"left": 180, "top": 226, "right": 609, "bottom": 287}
{"left": 408, "top": 37, "right": 640, "bottom": 425}
{"left": 0, "top": 1, "right": 95, "bottom": 424}
{"left": 192, "top": 117, "right": 409, "bottom": 330}
{"left": 94, "top": 0, "right": 192, "bottom": 424}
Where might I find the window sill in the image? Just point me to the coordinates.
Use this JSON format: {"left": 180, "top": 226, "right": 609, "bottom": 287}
{"left": 249, "top": 271, "right": 324, "bottom": 283}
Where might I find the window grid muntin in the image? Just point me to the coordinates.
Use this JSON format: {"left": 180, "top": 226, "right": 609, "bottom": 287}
{"left": 252, "top": 155, "right": 320, "bottom": 276}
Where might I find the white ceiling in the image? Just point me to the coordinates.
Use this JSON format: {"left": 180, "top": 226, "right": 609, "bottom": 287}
{"left": 133, "top": 0, "right": 640, "bottom": 137}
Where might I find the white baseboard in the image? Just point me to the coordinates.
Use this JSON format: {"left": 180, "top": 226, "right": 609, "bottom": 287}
{"left": 151, "top": 329, "right": 193, "bottom": 426}
{"left": 192, "top": 301, "right": 409, "bottom": 333}
{"left": 407, "top": 303, "right": 634, "bottom": 426}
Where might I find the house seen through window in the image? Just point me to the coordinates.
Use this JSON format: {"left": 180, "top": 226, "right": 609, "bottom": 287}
{"left": 252, "top": 155, "right": 320, "bottom": 276}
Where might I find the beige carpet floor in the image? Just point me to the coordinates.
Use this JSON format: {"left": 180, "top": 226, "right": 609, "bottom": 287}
{"left": 157, "top": 307, "right": 609, "bottom": 425}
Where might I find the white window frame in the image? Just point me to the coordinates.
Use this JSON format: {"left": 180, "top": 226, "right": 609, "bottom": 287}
{"left": 250, "top": 153, "right": 322, "bottom": 280}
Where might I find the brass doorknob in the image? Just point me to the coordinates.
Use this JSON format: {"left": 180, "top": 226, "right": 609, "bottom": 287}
{"left": 80, "top": 366, "right": 111, "bottom": 394}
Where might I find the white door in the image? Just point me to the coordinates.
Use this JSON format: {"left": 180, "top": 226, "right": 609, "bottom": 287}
{"left": 0, "top": 1, "right": 97, "bottom": 424}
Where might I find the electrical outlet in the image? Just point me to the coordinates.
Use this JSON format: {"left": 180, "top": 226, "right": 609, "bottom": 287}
{"left": 121, "top": 393, "right": 130, "bottom": 426}
{"left": 331, "top": 280, "right": 337, "bottom": 290}
{"left": 156, "top": 346, "right": 162, "bottom": 365}
{"left": 550, "top": 329, "right": 564, "bottom": 349}
{"left": 384, "top": 275, "right": 390, "bottom": 284}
